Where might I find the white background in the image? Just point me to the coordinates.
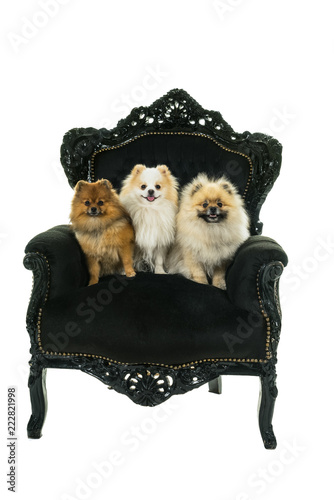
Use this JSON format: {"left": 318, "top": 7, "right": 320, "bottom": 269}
{"left": 1, "top": 1, "right": 333, "bottom": 499}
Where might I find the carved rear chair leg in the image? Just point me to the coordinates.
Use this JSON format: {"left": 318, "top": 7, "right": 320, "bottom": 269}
{"left": 258, "top": 368, "right": 277, "bottom": 449}
{"left": 208, "top": 376, "right": 222, "bottom": 394}
{"left": 27, "top": 362, "right": 48, "bottom": 439}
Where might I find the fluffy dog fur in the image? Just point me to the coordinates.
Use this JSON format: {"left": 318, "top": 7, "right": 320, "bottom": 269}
{"left": 168, "top": 173, "right": 249, "bottom": 289}
{"left": 70, "top": 179, "right": 136, "bottom": 285}
{"left": 120, "top": 164, "right": 178, "bottom": 273}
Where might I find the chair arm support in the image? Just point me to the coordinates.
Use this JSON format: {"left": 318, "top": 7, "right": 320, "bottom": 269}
{"left": 24, "top": 224, "right": 89, "bottom": 301}
{"left": 226, "top": 236, "right": 288, "bottom": 312}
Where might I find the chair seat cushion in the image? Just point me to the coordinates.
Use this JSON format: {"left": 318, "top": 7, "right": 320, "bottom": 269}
{"left": 40, "top": 273, "right": 269, "bottom": 367}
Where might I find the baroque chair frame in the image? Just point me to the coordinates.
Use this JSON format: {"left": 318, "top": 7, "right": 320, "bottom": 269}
{"left": 24, "top": 89, "right": 285, "bottom": 449}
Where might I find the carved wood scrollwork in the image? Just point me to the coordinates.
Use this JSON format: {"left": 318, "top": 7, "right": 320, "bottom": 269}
{"left": 23, "top": 253, "right": 49, "bottom": 354}
{"left": 67, "top": 356, "right": 231, "bottom": 407}
{"left": 60, "top": 88, "right": 282, "bottom": 236}
{"left": 23, "top": 260, "right": 285, "bottom": 409}
{"left": 258, "top": 261, "right": 284, "bottom": 363}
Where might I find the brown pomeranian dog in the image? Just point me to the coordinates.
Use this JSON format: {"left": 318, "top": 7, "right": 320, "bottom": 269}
{"left": 70, "top": 179, "right": 136, "bottom": 285}
{"left": 168, "top": 173, "right": 249, "bottom": 289}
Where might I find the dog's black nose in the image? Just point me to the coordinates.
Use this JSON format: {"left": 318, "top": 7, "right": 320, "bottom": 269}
{"left": 90, "top": 206, "right": 97, "bottom": 213}
{"left": 148, "top": 189, "right": 154, "bottom": 196}
{"left": 209, "top": 206, "right": 217, "bottom": 214}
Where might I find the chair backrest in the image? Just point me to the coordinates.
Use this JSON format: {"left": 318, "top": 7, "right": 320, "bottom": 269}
{"left": 60, "top": 89, "right": 282, "bottom": 235}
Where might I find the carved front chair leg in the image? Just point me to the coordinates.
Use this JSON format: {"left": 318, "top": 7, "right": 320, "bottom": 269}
{"left": 27, "top": 362, "right": 48, "bottom": 439}
{"left": 258, "top": 368, "right": 277, "bottom": 449}
{"left": 23, "top": 253, "right": 50, "bottom": 438}
{"left": 257, "top": 261, "right": 283, "bottom": 449}
{"left": 208, "top": 376, "right": 222, "bottom": 394}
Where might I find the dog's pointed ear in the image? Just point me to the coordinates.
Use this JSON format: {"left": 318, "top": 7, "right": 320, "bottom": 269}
{"left": 98, "top": 178, "right": 113, "bottom": 189}
{"left": 220, "top": 180, "right": 234, "bottom": 195}
{"left": 191, "top": 183, "right": 202, "bottom": 196}
{"left": 156, "top": 164, "right": 170, "bottom": 175}
{"left": 75, "top": 180, "right": 87, "bottom": 192}
{"left": 131, "top": 164, "right": 146, "bottom": 176}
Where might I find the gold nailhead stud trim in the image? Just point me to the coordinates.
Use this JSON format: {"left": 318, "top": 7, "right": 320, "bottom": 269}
{"left": 90, "top": 131, "right": 253, "bottom": 198}
{"left": 35, "top": 256, "right": 271, "bottom": 367}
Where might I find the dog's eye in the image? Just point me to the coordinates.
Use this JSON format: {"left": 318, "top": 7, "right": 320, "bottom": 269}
{"left": 97, "top": 201, "right": 104, "bottom": 206}
{"left": 155, "top": 184, "right": 161, "bottom": 190}
{"left": 141, "top": 184, "right": 147, "bottom": 190}
{"left": 84, "top": 200, "right": 90, "bottom": 206}
{"left": 203, "top": 202, "right": 208, "bottom": 208}
{"left": 217, "top": 202, "right": 223, "bottom": 207}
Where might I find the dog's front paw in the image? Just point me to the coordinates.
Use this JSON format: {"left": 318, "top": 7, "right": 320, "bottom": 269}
{"left": 88, "top": 278, "right": 99, "bottom": 286}
{"left": 125, "top": 269, "right": 136, "bottom": 278}
{"left": 155, "top": 267, "right": 166, "bottom": 274}
{"left": 192, "top": 275, "right": 208, "bottom": 285}
{"left": 212, "top": 278, "right": 226, "bottom": 290}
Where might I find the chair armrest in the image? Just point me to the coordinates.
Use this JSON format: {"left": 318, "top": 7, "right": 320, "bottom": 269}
{"left": 226, "top": 236, "right": 288, "bottom": 312}
{"left": 24, "top": 224, "right": 89, "bottom": 300}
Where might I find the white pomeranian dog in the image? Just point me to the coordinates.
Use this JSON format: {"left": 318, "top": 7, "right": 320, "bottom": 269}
{"left": 120, "top": 164, "right": 178, "bottom": 273}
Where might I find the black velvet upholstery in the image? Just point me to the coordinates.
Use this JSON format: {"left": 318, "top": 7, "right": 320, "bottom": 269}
{"left": 93, "top": 133, "right": 251, "bottom": 195}
{"left": 226, "top": 236, "right": 288, "bottom": 312}
{"left": 25, "top": 225, "right": 89, "bottom": 299}
{"left": 25, "top": 227, "right": 287, "bottom": 366}
{"left": 24, "top": 90, "right": 288, "bottom": 446}
{"left": 40, "top": 272, "right": 268, "bottom": 365}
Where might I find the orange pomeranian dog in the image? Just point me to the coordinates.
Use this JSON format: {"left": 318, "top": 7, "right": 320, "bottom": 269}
{"left": 70, "top": 179, "right": 136, "bottom": 285}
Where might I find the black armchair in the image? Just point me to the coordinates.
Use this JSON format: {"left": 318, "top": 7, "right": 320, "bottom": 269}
{"left": 24, "top": 89, "right": 288, "bottom": 448}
